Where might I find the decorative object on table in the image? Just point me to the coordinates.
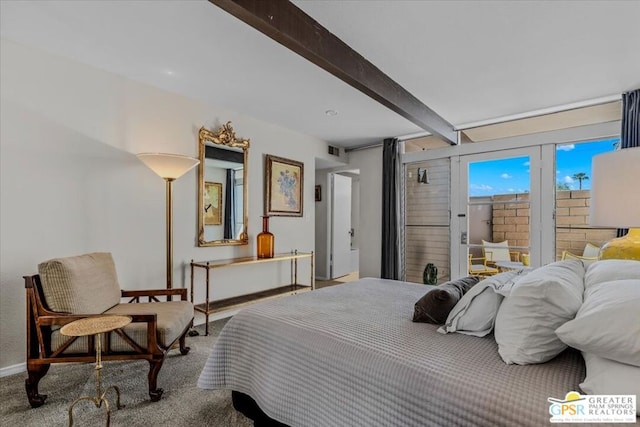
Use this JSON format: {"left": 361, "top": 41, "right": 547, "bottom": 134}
{"left": 422, "top": 263, "right": 438, "bottom": 285}
{"left": 203, "top": 182, "right": 223, "bottom": 225}
{"left": 198, "top": 122, "right": 250, "bottom": 247}
{"left": 521, "top": 253, "right": 530, "bottom": 266}
{"left": 137, "top": 153, "right": 199, "bottom": 289}
{"left": 315, "top": 185, "right": 321, "bottom": 202}
{"left": 265, "top": 154, "right": 303, "bottom": 217}
{"left": 60, "top": 315, "right": 132, "bottom": 427}
{"left": 590, "top": 146, "right": 640, "bottom": 260}
{"left": 257, "top": 216, "right": 275, "bottom": 258}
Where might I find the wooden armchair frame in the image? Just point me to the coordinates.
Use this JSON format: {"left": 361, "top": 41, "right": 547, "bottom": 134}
{"left": 24, "top": 274, "right": 192, "bottom": 408}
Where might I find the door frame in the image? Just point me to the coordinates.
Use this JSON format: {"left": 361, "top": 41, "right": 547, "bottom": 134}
{"left": 330, "top": 172, "right": 353, "bottom": 278}
{"left": 451, "top": 146, "right": 543, "bottom": 279}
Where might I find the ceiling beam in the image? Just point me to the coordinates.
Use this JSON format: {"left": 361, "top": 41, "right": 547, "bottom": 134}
{"left": 209, "top": 0, "right": 458, "bottom": 145}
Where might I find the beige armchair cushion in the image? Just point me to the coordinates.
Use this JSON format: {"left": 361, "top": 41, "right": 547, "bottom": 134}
{"left": 105, "top": 301, "right": 194, "bottom": 351}
{"left": 38, "top": 252, "right": 121, "bottom": 314}
{"left": 51, "top": 301, "right": 193, "bottom": 353}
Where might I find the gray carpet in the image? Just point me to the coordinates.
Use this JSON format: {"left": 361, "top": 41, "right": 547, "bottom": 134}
{"left": 0, "top": 318, "right": 252, "bottom": 427}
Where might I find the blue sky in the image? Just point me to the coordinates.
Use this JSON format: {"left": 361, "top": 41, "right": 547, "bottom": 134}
{"left": 468, "top": 138, "right": 619, "bottom": 197}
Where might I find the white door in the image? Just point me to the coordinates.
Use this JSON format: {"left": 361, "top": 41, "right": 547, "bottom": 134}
{"left": 455, "top": 147, "right": 543, "bottom": 278}
{"left": 331, "top": 173, "right": 352, "bottom": 278}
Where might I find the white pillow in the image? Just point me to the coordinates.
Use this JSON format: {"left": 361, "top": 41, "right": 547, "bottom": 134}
{"left": 555, "top": 278, "right": 640, "bottom": 366}
{"left": 580, "top": 353, "right": 640, "bottom": 416}
{"left": 438, "top": 270, "right": 529, "bottom": 337}
{"left": 494, "top": 260, "right": 585, "bottom": 365}
{"left": 585, "top": 259, "right": 640, "bottom": 296}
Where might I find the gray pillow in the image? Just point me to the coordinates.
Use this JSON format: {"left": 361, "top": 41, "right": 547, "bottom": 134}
{"left": 412, "top": 276, "right": 480, "bottom": 324}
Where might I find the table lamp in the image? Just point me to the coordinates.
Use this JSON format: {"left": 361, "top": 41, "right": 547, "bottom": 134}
{"left": 137, "top": 153, "right": 199, "bottom": 288}
{"left": 590, "top": 146, "right": 640, "bottom": 260}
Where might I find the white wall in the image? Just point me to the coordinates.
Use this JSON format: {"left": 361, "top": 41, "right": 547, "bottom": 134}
{"left": 346, "top": 147, "right": 382, "bottom": 278}
{"left": 0, "top": 39, "right": 337, "bottom": 372}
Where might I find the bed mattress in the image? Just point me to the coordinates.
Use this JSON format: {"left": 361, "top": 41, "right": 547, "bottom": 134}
{"left": 198, "top": 278, "right": 585, "bottom": 426}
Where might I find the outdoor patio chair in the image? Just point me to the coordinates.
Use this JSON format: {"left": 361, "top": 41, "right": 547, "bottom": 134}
{"left": 468, "top": 254, "right": 499, "bottom": 276}
{"left": 561, "top": 242, "right": 600, "bottom": 263}
{"left": 481, "top": 240, "right": 521, "bottom": 265}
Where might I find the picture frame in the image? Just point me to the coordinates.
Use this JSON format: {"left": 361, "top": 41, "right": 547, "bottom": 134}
{"left": 315, "top": 185, "right": 322, "bottom": 202}
{"left": 265, "top": 154, "right": 304, "bottom": 217}
{"left": 204, "top": 182, "right": 223, "bottom": 225}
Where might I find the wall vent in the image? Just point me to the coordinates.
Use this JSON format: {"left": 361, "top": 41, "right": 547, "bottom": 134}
{"left": 328, "top": 146, "right": 340, "bottom": 156}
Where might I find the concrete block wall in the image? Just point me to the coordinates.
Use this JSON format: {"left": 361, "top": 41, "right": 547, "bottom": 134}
{"left": 491, "top": 193, "right": 530, "bottom": 250}
{"left": 489, "top": 190, "right": 615, "bottom": 260}
{"left": 555, "top": 190, "right": 616, "bottom": 259}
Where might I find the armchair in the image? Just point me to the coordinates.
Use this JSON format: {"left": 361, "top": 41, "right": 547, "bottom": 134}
{"left": 468, "top": 254, "right": 499, "bottom": 276}
{"left": 561, "top": 242, "right": 600, "bottom": 263}
{"left": 481, "top": 240, "right": 521, "bottom": 265}
{"left": 24, "top": 252, "right": 193, "bottom": 408}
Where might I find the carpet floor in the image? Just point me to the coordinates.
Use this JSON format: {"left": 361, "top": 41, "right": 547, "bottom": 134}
{"left": 0, "top": 318, "right": 252, "bottom": 427}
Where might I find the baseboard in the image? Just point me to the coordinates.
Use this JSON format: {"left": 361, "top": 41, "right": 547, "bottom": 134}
{"left": 0, "top": 362, "right": 26, "bottom": 378}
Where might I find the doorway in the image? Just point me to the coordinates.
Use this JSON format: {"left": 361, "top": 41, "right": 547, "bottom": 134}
{"left": 455, "top": 147, "right": 541, "bottom": 278}
{"left": 314, "top": 168, "right": 360, "bottom": 280}
{"left": 330, "top": 171, "right": 361, "bottom": 279}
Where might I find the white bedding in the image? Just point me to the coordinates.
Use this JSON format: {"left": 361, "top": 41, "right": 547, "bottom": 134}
{"left": 198, "top": 278, "right": 585, "bottom": 426}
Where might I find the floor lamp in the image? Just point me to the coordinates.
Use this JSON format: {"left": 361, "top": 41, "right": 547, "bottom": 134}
{"left": 137, "top": 153, "right": 199, "bottom": 289}
{"left": 590, "top": 147, "right": 640, "bottom": 260}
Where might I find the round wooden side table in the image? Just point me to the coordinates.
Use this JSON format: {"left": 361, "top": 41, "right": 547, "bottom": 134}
{"left": 60, "top": 315, "right": 132, "bottom": 427}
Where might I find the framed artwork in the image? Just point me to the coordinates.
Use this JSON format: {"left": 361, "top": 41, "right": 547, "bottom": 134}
{"left": 265, "top": 154, "right": 304, "bottom": 217}
{"left": 204, "top": 182, "right": 223, "bottom": 225}
{"left": 315, "top": 185, "right": 322, "bottom": 202}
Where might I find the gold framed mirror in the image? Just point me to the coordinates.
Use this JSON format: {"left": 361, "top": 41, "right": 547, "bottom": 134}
{"left": 198, "top": 122, "right": 249, "bottom": 246}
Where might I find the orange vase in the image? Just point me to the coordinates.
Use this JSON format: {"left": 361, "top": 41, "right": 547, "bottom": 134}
{"left": 257, "top": 216, "right": 274, "bottom": 258}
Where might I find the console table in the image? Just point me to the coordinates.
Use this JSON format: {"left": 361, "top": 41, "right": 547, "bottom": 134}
{"left": 190, "top": 251, "right": 314, "bottom": 335}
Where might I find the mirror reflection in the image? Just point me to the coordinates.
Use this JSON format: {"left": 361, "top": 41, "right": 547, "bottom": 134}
{"left": 198, "top": 122, "right": 249, "bottom": 246}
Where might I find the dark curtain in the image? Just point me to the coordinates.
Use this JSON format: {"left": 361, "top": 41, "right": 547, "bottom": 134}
{"left": 621, "top": 88, "right": 639, "bottom": 149}
{"left": 617, "top": 88, "right": 639, "bottom": 237}
{"left": 223, "top": 169, "right": 235, "bottom": 239}
{"left": 381, "top": 138, "right": 399, "bottom": 279}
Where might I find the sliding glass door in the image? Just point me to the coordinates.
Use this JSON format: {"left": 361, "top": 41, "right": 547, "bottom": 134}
{"left": 455, "top": 147, "right": 541, "bottom": 278}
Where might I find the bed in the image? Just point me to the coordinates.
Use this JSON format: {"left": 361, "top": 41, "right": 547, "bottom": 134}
{"left": 198, "top": 278, "right": 585, "bottom": 426}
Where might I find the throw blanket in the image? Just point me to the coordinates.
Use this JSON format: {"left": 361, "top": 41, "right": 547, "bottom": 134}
{"left": 198, "top": 278, "right": 585, "bottom": 426}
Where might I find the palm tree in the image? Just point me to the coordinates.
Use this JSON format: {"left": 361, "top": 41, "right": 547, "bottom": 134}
{"left": 572, "top": 172, "right": 589, "bottom": 190}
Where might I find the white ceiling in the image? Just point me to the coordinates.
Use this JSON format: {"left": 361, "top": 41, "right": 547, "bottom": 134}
{"left": 1, "top": 0, "right": 639, "bottom": 148}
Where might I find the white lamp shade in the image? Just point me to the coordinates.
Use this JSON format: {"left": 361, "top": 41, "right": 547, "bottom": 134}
{"left": 590, "top": 146, "right": 640, "bottom": 228}
{"left": 137, "top": 153, "right": 199, "bottom": 180}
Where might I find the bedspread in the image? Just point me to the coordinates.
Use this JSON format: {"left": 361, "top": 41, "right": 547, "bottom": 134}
{"left": 198, "top": 278, "right": 585, "bottom": 426}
